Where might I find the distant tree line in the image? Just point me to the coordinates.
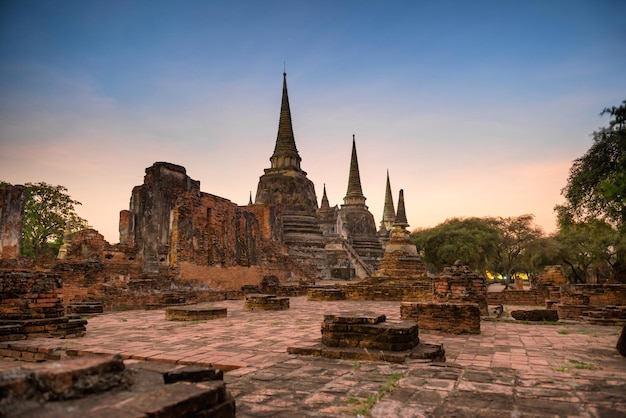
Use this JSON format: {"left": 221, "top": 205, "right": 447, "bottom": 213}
{"left": 411, "top": 100, "right": 626, "bottom": 284}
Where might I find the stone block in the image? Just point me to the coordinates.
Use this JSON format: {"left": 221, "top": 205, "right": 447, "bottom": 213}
{"left": 511, "top": 309, "right": 559, "bottom": 322}
{"left": 165, "top": 305, "right": 227, "bottom": 321}
{"left": 243, "top": 294, "right": 289, "bottom": 311}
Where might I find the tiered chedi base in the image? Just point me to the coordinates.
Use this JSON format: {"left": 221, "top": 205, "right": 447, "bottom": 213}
{"left": 288, "top": 311, "right": 445, "bottom": 363}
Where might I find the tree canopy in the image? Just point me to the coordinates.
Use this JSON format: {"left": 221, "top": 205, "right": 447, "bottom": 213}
{"left": 556, "top": 100, "right": 626, "bottom": 281}
{"left": 558, "top": 100, "right": 626, "bottom": 230}
{"left": 411, "top": 217, "right": 500, "bottom": 273}
{"left": 1, "top": 181, "right": 90, "bottom": 258}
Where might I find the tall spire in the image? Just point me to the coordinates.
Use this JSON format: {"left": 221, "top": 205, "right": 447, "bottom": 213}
{"left": 379, "top": 170, "right": 396, "bottom": 231}
{"left": 393, "top": 189, "right": 409, "bottom": 228}
{"left": 320, "top": 184, "right": 330, "bottom": 210}
{"left": 270, "top": 72, "right": 302, "bottom": 171}
{"left": 343, "top": 135, "right": 366, "bottom": 206}
{"left": 248, "top": 191, "right": 253, "bottom": 205}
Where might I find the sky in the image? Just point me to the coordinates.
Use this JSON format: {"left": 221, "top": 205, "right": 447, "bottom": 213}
{"left": 1, "top": 1, "right": 625, "bottom": 243}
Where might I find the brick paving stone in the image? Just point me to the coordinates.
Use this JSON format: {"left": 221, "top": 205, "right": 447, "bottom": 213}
{"left": 1, "top": 296, "right": 626, "bottom": 416}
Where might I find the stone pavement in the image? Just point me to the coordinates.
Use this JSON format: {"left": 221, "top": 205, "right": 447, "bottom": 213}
{"left": 2, "top": 296, "right": 625, "bottom": 417}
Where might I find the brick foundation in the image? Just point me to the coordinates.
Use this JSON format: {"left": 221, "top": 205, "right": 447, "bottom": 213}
{"left": 243, "top": 294, "right": 289, "bottom": 311}
{"left": 400, "top": 302, "right": 481, "bottom": 334}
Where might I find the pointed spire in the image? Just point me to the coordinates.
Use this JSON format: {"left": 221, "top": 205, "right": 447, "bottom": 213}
{"left": 393, "top": 189, "right": 409, "bottom": 228}
{"left": 382, "top": 170, "right": 395, "bottom": 228}
{"left": 320, "top": 184, "right": 330, "bottom": 210}
{"left": 270, "top": 72, "right": 302, "bottom": 171}
{"left": 248, "top": 191, "right": 253, "bottom": 205}
{"left": 343, "top": 135, "right": 366, "bottom": 205}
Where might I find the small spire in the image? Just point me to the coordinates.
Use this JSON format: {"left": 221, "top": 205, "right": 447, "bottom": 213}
{"left": 383, "top": 170, "right": 395, "bottom": 223}
{"left": 270, "top": 72, "right": 301, "bottom": 170}
{"left": 343, "top": 135, "right": 366, "bottom": 205}
{"left": 320, "top": 183, "right": 330, "bottom": 210}
{"left": 248, "top": 191, "right": 253, "bottom": 205}
{"left": 393, "top": 189, "right": 409, "bottom": 228}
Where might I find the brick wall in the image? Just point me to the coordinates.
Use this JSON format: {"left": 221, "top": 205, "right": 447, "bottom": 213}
{"left": 400, "top": 302, "right": 481, "bottom": 334}
{"left": 0, "top": 271, "right": 64, "bottom": 319}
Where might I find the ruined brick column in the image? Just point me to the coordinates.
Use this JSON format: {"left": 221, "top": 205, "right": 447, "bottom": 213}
{"left": 0, "top": 184, "right": 25, "bottom": 259}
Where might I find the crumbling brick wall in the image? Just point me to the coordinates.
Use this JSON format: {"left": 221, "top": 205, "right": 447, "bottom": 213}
{"left": 0, "top": 271, "right": 64, "bottom": 319}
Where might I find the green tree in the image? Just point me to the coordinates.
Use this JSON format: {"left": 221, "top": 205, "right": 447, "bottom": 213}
{"left": 557, "top": 99, "right": 626, "bottom": 280}
{"left": 19, "top": 182, "right": 89, "bottom": 258}
{"left": 555, "top": 219, "right": 620, "bottom": 283}
{"left": 489, "top": 214, "right": 544, "bottom": 288}
{"left": 559, "top": 100, "right": 626, "bottom": 227}
{"left": 410, "top": 217, "right": 500, "bottom": 273}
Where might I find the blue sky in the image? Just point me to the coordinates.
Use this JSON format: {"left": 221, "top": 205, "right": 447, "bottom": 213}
{"left": 1, "top": 0, "right": 625, "bottom": 242}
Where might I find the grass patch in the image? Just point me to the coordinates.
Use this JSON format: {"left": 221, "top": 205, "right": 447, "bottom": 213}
{"left": 263, "top": 339, "right": 279, "bottom": 344}
{"left": 558, "top": 330, "right": 570, "bottom": 335}
{"left": 569, "top": 359, "right": 598, "bottom": 370}
{"left": 553, "top": 359, "right": 599, "bottom": 372}
{"left": 270, "top": 322, "right": 281, "bottom": 326}
{"left": 345, "top": 372, "right": 404, "bottom": 415}
{"left": 352, "top": 360, "right": 360, "bottom": 371}
{"left": 119, "top": 318, "right": 127, "bottom": 322}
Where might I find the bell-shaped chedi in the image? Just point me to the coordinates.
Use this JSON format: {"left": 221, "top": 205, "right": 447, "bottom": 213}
{"left": 337, "top": 136, "right": 383, "bottom": 271}
{"left": 254, "top": 73, "right": 329, "bottom": 278}
{"left": 373, "top": 189, "right": 427, "bottom": 280}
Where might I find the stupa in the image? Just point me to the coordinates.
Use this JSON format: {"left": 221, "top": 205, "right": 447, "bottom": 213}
{"left": 254, "top": 73, "right": 329, "bottom": 279}
{"left": 337, "top": 136, "right": 383, "bottom": 272}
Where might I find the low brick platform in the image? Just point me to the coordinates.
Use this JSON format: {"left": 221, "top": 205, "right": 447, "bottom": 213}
{"left": 0, "top": 354, "right": 235, "bottom": 417}
{"left": 511, "top": 309, "right": 559, "bottom": 322}
{"left": 288, "top": 311, "right": 445, "bottom": 364}
{"left": 306, "top": 287, "right": 346, "bottom": 301}
{"left": 400, "top": 302, "right": 481, "bottom": 334}
{"left": 0, "top": 315, "right": 87, "bottom": 342}
{"left": 556, "top": 304, "right": 593, "bottom": 320}
{"left": 243, "top": 294, "right": 289, "bottom": 311}
{"left": 165, "top": 304, "right": 227, "bottom": 321}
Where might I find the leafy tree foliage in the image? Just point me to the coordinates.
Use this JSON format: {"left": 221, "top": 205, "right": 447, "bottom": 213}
{"left": 489, "top": 214, "right": 544, "bottom": 287}
{"left": 558, "top": 100, "right": 626, "bottom": 229}
{"left": 18, "top": 182, "right": 89, "bottom": 258}
{"left": 557, "top": 100, "right": 626, "bottom": 281}
{"left": 410, "top": 217, "right": 501, "bottom": 274}
{"left": 555, "top": 219, "right": 621, "bottom": 283}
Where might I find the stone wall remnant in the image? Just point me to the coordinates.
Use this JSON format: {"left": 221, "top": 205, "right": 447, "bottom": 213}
{"left": 0, "top": 184, "right": 25, "bottom": 260}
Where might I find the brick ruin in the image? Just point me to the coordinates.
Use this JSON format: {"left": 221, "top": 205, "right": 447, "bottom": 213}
{"left": 0, "top": 354, "right": 235, "bottom": 417}
{"left": 0, "top": 271, "right": 87, "bottom": 343}
{"left": 341, "top": 189, "right": 433, "bottom": 301}
{"left": 287, "top": 311, "right": 445, "bottom": 363}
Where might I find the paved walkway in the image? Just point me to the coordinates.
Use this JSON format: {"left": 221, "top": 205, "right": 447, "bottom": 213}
{"left": 2, "top": 297, "right": 625, "bottom": 417}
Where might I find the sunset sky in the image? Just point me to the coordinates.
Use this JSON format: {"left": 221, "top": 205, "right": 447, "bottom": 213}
{"left": 1, "top": 1, "right": 625, "bottom": 243}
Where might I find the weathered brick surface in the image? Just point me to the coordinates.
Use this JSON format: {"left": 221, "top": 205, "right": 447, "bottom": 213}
{"left": 0, "top": 185, "right": 25, "bottom": 260}
{"left": 563, "top": 284, "right": 626, "bottom": 306}
{"left": 243, "top": 294, "right": 289, "bottom": 310}
{"left": 165, "top": 305, "right": 227, "bottom": 321}
{"left": 307, "top": 287, "right": 346, "bottom": 301}
{"left": 342, "top": 279, "right": 433, "bottom": 302}
{"left": 556, "top": 304, "right": 593, "bottom": 320}
{"left": 321, "top": 313, "right": 420, "bottom": 351}
{"left": 401, "top": 302, "right": 481, "bottom": 334}
{"left": 434, "top": 262, "right": 488, "bottom": 314}
{"left": 511, "top": 309, "right": 559, "bottom": 322}
{"left": 0, "top": 272, "right": 64, "bottom": 319}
